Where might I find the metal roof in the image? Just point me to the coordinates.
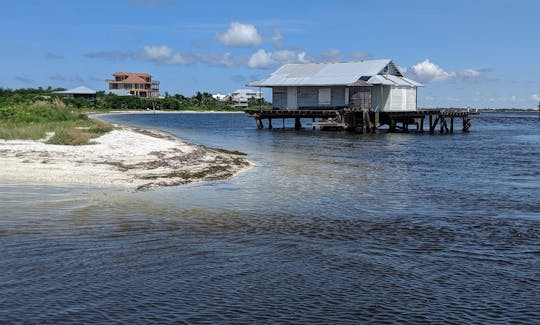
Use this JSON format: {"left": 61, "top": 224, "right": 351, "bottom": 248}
{"left": 53, "top": 86, "right": 96, "bottom": 94}
{"left": 367, "top": 75, "right": 423, "bottom": 87}
{"left": 247, "top": 59, "right": 421, "bottom": 87}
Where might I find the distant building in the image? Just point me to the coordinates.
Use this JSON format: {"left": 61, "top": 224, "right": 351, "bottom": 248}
{"left": 106, "top": 72, "right": 160, "bottom": 98}
{"left": 248, "top": 59, "right": 421, "bottom": 111}
{"left": 53, "top": 86, "right": 96, "bottom": 100}
{"left": 231, "top": 89, "right": 262, "bottom": 107}
{"left": 212, "top": 93, "right": 230, "bottom": 101}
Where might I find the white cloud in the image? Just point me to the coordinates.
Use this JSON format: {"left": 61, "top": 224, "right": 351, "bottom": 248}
{"left": 216, "top": 22, "right": 263, "bottom": 48}
{"left": 248, "top": 49, "right": 307, "bottom": 69}
{"left": 531, "top": 94, "right": 540, "bottom": 102}
{"left": 142, "top": 45, "right": 172, "bottom": 60}
{"left": 410, "top": 59, "right": 456, "bottom": 83}
{"left": 461, "top": 69, "right": 481, "bottom": 79}
{"left": 349, "top": 51, "right": 372, "bottom": 61}
{"left": 140, "top": 45, "right": 190, "bottom": 65}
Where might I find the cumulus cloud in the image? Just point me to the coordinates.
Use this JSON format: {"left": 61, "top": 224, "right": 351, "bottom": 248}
{"left": 216, "top": 22, "right": 263, "bottom": 48}
{"left": 531, "top": 94, "right": 540, "bottom": 102}
{"left": 410, "top": 59, "right": 456, "bottom": 83}
{"left": 140, "top": 45, "right": 190, "bottom": 65}
{"left": 248, "top": 49, "right": 307, "bottom": 69}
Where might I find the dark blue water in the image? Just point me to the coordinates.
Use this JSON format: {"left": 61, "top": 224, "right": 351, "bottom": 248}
{"left": 1, "top": 111, "right": 539, "bottom": 323}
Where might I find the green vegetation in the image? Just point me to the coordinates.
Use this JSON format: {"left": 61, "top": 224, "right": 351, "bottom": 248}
{"left": 0, "top": 87, "right": 271, "bottom": 112}
{"left": 0, "top": 94, "right": 113, "bottom": 144}
{"left": 0, "top": 87, "right": 270, "bottom": 144}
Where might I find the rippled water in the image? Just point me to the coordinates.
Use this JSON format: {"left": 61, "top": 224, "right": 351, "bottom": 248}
{"left": 1, "top": 111, "right": 539, "bottom": 323}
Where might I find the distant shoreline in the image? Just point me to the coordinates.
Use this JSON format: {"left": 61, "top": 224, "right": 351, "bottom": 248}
{"left": 92, "top": 110, "right": 246, "bottom": 116}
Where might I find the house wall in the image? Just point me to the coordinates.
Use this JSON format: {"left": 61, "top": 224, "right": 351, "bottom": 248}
{"left": 273, "top": 86, "right": 347, "bottom": 109}
{"left": 272, "top": 87, "right": 287, "bottom": 109}
{"left": 372, "top": 85, "right": 417, "bottom": 111}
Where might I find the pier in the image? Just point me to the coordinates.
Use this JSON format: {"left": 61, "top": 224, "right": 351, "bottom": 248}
{"left": 246, "top": 108, "right": 479, "bottom": 134}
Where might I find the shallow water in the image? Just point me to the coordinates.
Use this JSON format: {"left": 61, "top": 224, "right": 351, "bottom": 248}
{"left": 1, "top": 111, "right": 539, "bottom": 323}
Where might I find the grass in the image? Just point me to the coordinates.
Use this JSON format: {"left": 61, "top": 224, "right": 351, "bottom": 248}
{"left": 0, "top": 104, "right": 113, "bottom": 145}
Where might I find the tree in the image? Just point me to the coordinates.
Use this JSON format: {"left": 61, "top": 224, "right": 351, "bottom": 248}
{"left": 195, "top": 91, "right": 203, "bottom": 106}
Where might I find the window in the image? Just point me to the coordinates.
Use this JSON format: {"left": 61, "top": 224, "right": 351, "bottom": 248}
{"left": 318, "top": 88, "right": 331, "bottom": 105}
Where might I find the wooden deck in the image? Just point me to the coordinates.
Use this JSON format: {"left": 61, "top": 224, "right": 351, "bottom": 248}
{"left": 245, "top": 108, "right": 479, "bottom": 134}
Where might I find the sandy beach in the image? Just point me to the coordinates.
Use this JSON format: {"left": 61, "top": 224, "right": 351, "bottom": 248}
{"left": 0, "top": 126, "right": 252, "bottom": 190}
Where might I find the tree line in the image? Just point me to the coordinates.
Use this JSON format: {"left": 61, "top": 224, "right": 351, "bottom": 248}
{"left": 0, "top": 88, "right": 271, "bottom": 111}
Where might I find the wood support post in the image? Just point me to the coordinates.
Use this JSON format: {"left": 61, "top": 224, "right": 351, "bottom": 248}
{"left": 389, "top": 119, "right": 397, "bottom": 133}
{"left": 450, "top": 117, "right": 454, "bottom": 133}
{"left": 294, "top": 118, "right": 302, "bottom": 130}
{"left": 268, "top": 118, "right": 273, "bottom": 129}
{"left": 419, "top": 117, "right": 425, "bottom": 133}
{"left": 463, "top": 117, "right": 471, "bottom": 132}
{"left": 363, "top": 110, "right": 372, "bottom": 133}
{"left": 429, "top": 115, "right": 438, "bottom": 134}
{"left": 256, "top": 118, "right": 264, "bottom": 129}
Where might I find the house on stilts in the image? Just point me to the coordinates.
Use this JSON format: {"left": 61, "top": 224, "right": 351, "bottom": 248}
{"left": 246, "top": 59, "right": 477, "bottom": 133}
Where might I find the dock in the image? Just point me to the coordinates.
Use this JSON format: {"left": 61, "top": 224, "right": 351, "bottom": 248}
{"left": 246, "top": 108, "right": 479, "bottom": 134}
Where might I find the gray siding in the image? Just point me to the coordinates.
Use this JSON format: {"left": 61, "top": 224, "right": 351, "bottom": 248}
{"left": 330, "top": 87, "right": 346, "bottom": 107}
{"left": 272, "top": 87, "right": 287, "bottom": 109}
{"left": 274, "top": 87, "right": 348, "bottom": 109}
{"left": 297, "top": 87, "right": 318, "bottom": 107}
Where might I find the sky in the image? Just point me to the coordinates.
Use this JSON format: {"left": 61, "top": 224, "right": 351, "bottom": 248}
{"left": 1, "top": 0, "right": 540, "bottom": 109}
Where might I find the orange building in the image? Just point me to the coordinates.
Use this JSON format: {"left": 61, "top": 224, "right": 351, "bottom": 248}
{"left": 106, "top": 72, "right": 160, "bottom": 98}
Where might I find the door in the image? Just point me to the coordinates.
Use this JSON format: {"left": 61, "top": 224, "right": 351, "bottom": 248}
{"left": 287, "top": 87, "right": 298, "bottom": 110}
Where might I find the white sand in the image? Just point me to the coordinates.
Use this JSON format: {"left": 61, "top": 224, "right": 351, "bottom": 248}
{"left": 0, "top": 127, "right": 252, "bottom": 190}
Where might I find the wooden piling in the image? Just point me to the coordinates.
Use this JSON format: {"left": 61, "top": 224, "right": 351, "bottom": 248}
{"left": 268, "top": 118, "right": 273, "bottom": 129}
{"left": 294, "top": 118, "right": 302, "bottom": 130}
{"left": 256, "top": 118, "right": 264, "bottom": 129}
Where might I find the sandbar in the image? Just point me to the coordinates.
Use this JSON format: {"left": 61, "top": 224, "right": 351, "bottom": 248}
{"left": 0, "top": 126, "right": 252, "bottom": 190}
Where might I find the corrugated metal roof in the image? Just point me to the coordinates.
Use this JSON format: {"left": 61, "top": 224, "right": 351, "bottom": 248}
{"left": 248, "top": 59, "right": 421, "bottom": 88}
{"left": 248, "top": 60, "right": 390, "bottom": 87}
{"left": 367, "top": 75, "right": 423, "bottom": 87}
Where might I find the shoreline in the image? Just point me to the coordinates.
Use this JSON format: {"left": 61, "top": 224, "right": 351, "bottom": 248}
{"left": 0, "top": 121, "right": 253, "bottom": 190}
{"left": 92, "top": 110, "right": 246, "bottom": 116}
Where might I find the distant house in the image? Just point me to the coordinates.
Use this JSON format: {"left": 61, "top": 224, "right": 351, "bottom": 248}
{"left": 53, "top": 86, "right": 96, "bottom": 100}
{"left": 231, "top": 89, "right": 262, "bottom": 107}
{"left": 212, "top": 93, "right": 229, "bottom": 101}
{"left": 106, "top": 72, "right": 160, "bottom": 98}
{"left": 248, "top": 59, "right": 421, "bottom": 111}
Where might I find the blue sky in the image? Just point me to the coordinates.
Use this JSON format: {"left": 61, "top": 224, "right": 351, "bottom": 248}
{"left": 1, "top": 0, "right": 539, "bottom": 108}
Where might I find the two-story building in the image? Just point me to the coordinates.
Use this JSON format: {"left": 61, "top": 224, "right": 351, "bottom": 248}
{"left": 106, "top": 72, "right": 160, "bottom": 98}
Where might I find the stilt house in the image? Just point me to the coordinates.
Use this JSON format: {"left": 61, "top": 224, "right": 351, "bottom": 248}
{"left": 248, "top": 59, "right": 421, "bottom": 111}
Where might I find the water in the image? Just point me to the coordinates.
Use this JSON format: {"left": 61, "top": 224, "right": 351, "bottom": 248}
{"left": 1, "top": 111, "right": 539, "bottom": 323}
